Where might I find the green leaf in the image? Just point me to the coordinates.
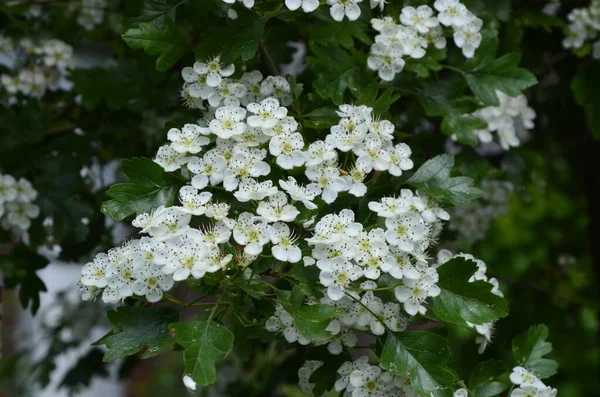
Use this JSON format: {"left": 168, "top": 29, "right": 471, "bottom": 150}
{"left": 468, "top": 360, "right": 510, "bottom": 397}
{"left": 310, "top": 18, "right": 372, "bottom": 49}
{"left": 571, "top": 62, "right": 600, "bottom": 139}
{"left": 419, "top": 78, "right": 487, "bottom": 146}
{"left": 303, "top": 107, "right": 339, "bottom": 130}
{"left": 101, "top": 157, "right": 180, "bottom": 221}
{"left": 408, "top": 155, "right": 484, "bottom": 205}
{"left": 355, "top": 84, "right": 401, "bottom": 115}
{"left": 512, "top": 324, "right": 558, "bottom": 378}
{"left": 380, "top": 331, "right": 457, "bottom": 397}
{"left": 0, "top": 101, "right": 49, "bottom": 153}
{"left": 195, "top": 13, "right": 265, "bottom": 64}
{"left": 431, "top": 256, "right": 509, "bottom": 325}
{"left": 96, "top": 306, "right": 178, "bottom": 362}
{"left": 464, "top": 53, "right": 537, "bottom": 106}
{"left": 292, "top": 304, "right": 341, "bottom": 343}
{"left": 122, "top": 17, "right": 187, "bottom": 71}
{"left": 307, "top": 43, "right": 369, "bottom": 105}
{"left": 171, "top": 320, "right": 234, "bottom": 387}
{"left": 130, "top": 0, "right": 184, "bottom": 24}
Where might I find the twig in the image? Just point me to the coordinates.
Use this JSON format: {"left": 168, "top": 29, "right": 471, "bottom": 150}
{"left": 259, "top": 40, "right": 279, "bottom": 76}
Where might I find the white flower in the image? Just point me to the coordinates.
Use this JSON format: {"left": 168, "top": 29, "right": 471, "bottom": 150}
{"left": 204, "top": 202, "right": 235, "bottom": 228}
{"left": 223, "top": 146, "right": 271, "bottom": 191}
{"left": 80, "top": 253, "right": 110, "bottom": 288}
{"left": 233, "top": 178, "right": 278, "bottom": 202}
{"left": 194, "top": 55, "right": 235, "bottom": 87}
{"left": 187, "top": 152, "right": 227, "bottom": 189}
{"left": 133, "top": 265, "right": 174, "bottom": 302}
{"left": 368, "top": 196, "right": 411, "bottom": 218}
{"left": 269, "top": 132, "right": 307, "bottom": 169}
{"left": 262, "top": 115, "right": 298, "bottom": 137}
{"left": 146, "top": 206, "right": 191, "bottom": 240}
{"left": 222, "top": 0, "right": 255, "bottom": 8}
{"left": 207, "top": 79, "right": 247, "bottom": 107}
{"left": 256, "top": 191, "right": 300, "bottom": 222}
{"left": 318, "top": 257, "right": 363, "bottom": 300}
{"left": 285, "top": 0, "right": 319, "bottom": 13}
{"left": 454, "top": 389, "right": 468, "bottom": 397}
{"left": 454, "top": 16, "right": 483, "bottom": 58}
{"left": 305, "top": 165, "right": 345, "bottom": 204}
{"left": 306, "top": 140, "right": 338, "bottom": 167}
{"left": 233, "top": 212, "right": 270, "bottom": 255}
{"left": 343, "top": 160, "right": 370, "bottom": 197}
{"left": 154, "top": 232, "right": 209, "bottom": 280}
{"left": 260, "top": 76, "right": 292, "bottom": 106}
{"left": 269, "top": 222, "right": 302, "bottom": 263}
{"left": 385, "top": 212, "right": 429, "bottom": 252}
{"left": 349, "top": 365, "right": 395, "bottom": 396}
{"left": 394, "top": 274, "right": 440, "bottom": 315}
{"left": 14, "top": 178, "right": 37, "bottom": 202}
{"left": 335, "top": 357, "right": 370, "bottom": 392}
{"left": 368, "top": 42, "right": 405, "bottom": 81}
{"left": 400, "top": 5, "right": 439, "bottom": 34}
{"left": 209, "top": 106, "right": 247, "bottom": 139}
{"left": 381, "top": 246, "right": 420, "bottom": 279}
{"left": 154, "top": 144, "right": 190, "bottom": 172}
{"left": 388, "top": 143, "right": 414, "bottom": 176}
{"left": 279, "top": 177, "right": 321, "bottom": 209}
{"left": 423, "top": 25, "right": 448, "bottom": 49}
{"left": 327, "top": 0, "right": 363, "bottom": 22}
{"left": 247, "top": 97, "right": 288, "bottom": 129}
{"left": 177, "top": 186, "right": 212, "bottom": 215}
{"left": 239, "top": 70, "right": 264, "bottom": 105}
{"left": 167, "top": 124, "right": 210, "bottom": 154}
{"left": 197, "top": 221, "right": 232, "bottom": 246}
{"left": 0, "top": 174, "right": 17, "bottom": 205}
{"left": 511, "top": 385, "right": 557, "bottom": 397}
{"left": 434, "top": 0, "right": 470, "bottom": 27}
{"left": 5, "top": 201, "right": 39, "bottom": 230}
{"left": 182, "top": 62, "right": 215, "bottom": 99}
{"left": 510, "top": 367, "right": 545, "bottom": 389}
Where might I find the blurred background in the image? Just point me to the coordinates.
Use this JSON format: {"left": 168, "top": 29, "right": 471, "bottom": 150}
{"left": 1, "top": 0, "right": 599, "bottom": 396}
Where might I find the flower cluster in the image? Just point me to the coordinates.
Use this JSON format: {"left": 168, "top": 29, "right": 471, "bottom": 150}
{"left": 220, "top": 0, "right": 385, "bottom": 22}
{"left": 368, "top": 1, "right": 483, "bottom": 81}
{"left": 449, "top": 179, "right": 513, "bottom": 244}
{"left": 180, "top": 57, "right": 292, "bottom": 112}
{"left": 509, "top": 367, "right": 557, "bottom": 397}
{"left": 435, "top": 250, "right": 503, "bottom": 353}
{"left": 299, "top": 356, "right": 424, "bottom": 397}
{"left": 562, "top": 0, "right": 600, "bottom": 59}
{"left": 0, "top": 173, "right": 39, "bottom": 233}
{"left": 463, "top": 90, "right": 536, "bottom": 150}
{"left": 0, "top": 36, "right": 74, "bottom": 99}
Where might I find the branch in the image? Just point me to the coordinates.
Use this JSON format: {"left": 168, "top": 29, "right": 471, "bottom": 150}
{"left": 259, "top": 40, "right": 279, "bottom": 77}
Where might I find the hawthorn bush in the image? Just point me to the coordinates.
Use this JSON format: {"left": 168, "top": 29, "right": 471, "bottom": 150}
{"left": 1, "top": 0, "right": 599, "bottom": 396}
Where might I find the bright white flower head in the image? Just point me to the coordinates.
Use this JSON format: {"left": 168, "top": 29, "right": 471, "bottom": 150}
{"left": 269, "top": 222, "right": 302, "bottom": 263}
{"left": 209, "top": 106, "right": 247, "bottom": 139}
{"left": 233, "top": 212, "right": 271, "bottom": 255}
{"left": 167, "top": 124, "right": 211, "bottom": 154}
{"left": 327, "top": 0, "right": 363, "bottom": 22}
{"left": 247, "top": 97, "right": 288, "bottom": 130}
{"left": 400, "top": 5, "right": 439, "bottom": 34}
{"left": 279, "top": 176, "right": 321, "bottom": 210}
{"left": 434, "top": 0, "right": 470, "bottom": 27}
{"left": 269, "top": 132, "right": 307, "bottom": 169}
{"left": 256, "top": 191, "right": 300, "bottom": 222}
{"left": 285, "top": 0, "right": 319, "bottom": 13}
{"left": 178, "top": 186, "right": 212, "bottom": 215}
{"left": 194, "top": 55, "right": 235, "bottom": 87}
{"left": 154, "top": 144, "right": 190, "bottom": 172}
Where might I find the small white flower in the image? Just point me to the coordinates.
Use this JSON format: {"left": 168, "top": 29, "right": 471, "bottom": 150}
{"left": 187, "top": 152, "right": 227, "bottom": 189}
{"left": 285, "top": 0, "right": 319, "bottom": 13}
{"left": 269, "top": 222, "right": 302, "bottom": 263}
{"left": 80, "top": 253, "right": 110, "bottom": 288}
{"left": 233, "top": 178, "right": 278, "bottom": 202}
{"left": 182, "top": 375, "right": 197, "bottom": 392}
{"left": 233, "top": 212, "right": 271, "bottom": 255}
{"left": 385, "top": 212, "right": 429, "bottom": 252}
{"left": 318, "top": 257, "right": 363, "bottom": 300}
{"left": 327, "top": 0, "right": 363, "bottom": 22}
{"left": 279, "top": 176, "right": 321, "bottom": 210}
{"left": 434, "top": 0, "right": 470, "bottom": 27}
{"left": 454, "top": 16, "right": 483, "bottom": 58}
{"left": 306, "top": 140, "right": 338, "bottom": 167}
{"left": 247, "top": 97, "right": 288, "bottom": 129}
{"left": 400, "top": 5, "right": 439, "bottom": 34}
{"left": 177, "top": 186, "right": 212, "bottom": 215}
{"left": 207, "top": 79, "right": 247, "bottom": 107}
{"left": 154, "top": 144, "right": 190, "bottom": 172}
{"left": 269, "top": 132, "right": 307, "bottom": 169}
{"left": 394, "top": 274, "right": 440, "bottom": 315}
{"left": 209, "top": 106, "right": 247, "bottom": 139}
{"left": 368, "top": 42, "right": 405, "bottom": 81}
{"left": 305, "top": 165, "right": 345, "bottom": 204}
{"left": 194, "top": 55, "right": 235, "bottom": 87}
{"left": 256, "top": 191, "right": 300, "bottom": 222}
{"left": 133, "top": 265, "right": 174, "bottom": 302}
{"left": 167, "top": 124, "right": 210, "bottom": 154}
